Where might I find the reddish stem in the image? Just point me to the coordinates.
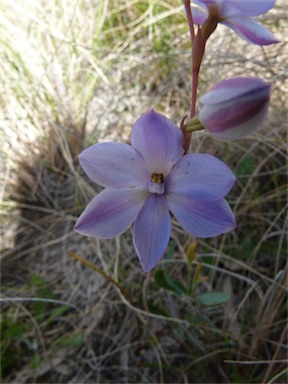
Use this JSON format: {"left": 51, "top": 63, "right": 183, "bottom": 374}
{"left": 184, "top": 0, "right": 196, "bottom": 119}
{"left": 191, "top": 66, "right": 199, "bottom": 118}
{"left": 184, "top": 0, "right": 199, "bottom": 118}
{"left": 182, "top": 1, "right": 198, "bottom": 152}
{"left": 184, "top": 0, "right": 195, "bottom": 43}
{"left": 182, "top": 2, "right": 219, "bottom": 152}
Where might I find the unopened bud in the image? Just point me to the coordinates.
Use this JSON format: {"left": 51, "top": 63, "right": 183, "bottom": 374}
{"left": 198, "top": 77, "right": 270, "bottom": 140}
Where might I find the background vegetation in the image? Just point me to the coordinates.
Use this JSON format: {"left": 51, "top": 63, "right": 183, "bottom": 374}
{"left": 1, "top": 0, "right": 287, "bottom": 383}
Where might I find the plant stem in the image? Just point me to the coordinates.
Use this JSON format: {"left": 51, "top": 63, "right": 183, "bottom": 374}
{"left": 191, "top": 66, "right": 199, "bottom": 118}
{"left": 184, "top": 0, "right": 196, "bottom": 119}
{"left": 184, "top": 0, "right": 195, "bottom": 44}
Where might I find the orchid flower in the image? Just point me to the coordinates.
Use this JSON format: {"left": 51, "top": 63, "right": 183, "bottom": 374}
{"left": 188, "top": 77, "right": 271, "bottom": 140}
{"left": 191, "top": 0, "right": 279, "bottom": 45}
{"left": 74, "top": 110, "right": 236, "bottom": 272}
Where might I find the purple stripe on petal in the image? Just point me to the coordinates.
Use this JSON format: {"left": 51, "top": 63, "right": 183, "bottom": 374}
{"left": 133, "top": 194, "right": 171, "bottom": 272}
{"left": 131, "top": 110, "right": 184, "bottom": 176}
{"left": 199, "top": 77, "right": 270, "bottom": 105}
{"left": 74, "top": 188, "right": 148, "bottom": 238}
{"left": 79, "top": 142, "right": 150, "bottom": 188}
{"left": 222, "top": 16, "right": 279, "bottom": 45}
{"left": 166, "top": 154, "right": 235, "bottom": 201}
{"left": 201, "top": 93, "right": 270, "bottom": 133}
{"left": 168, "top": 194, "right": 236, "bottom": 238}
{"left": 210, "top": 102, "right": 270, "bottom": 140}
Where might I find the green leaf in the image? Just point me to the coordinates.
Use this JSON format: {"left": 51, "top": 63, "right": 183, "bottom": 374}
{"left": 30, "top": 353, "right": 41, "bottom": 369}
{"left": 56, "top": 331, "right": 84, "bottom": 347}
{"left": 154, "top": 270, "right": 185, "bottom": 296}
{"left": 235, "top": 156, "right": 255, "bottom": 178}
{"left": 186, "top": 314, "right": 206, "bottom": 326}
{"left": 196, "top": 292, "right": 230, "bottom": 306}
{"left": 148, "top": 303, "right": 169, "bottom": 317}
{"left": 166, "top": 243, "right": 176, "bottom": 260}
{"left": 31, "top": 273, "right": 46, "bottom": 287}
{"left": 4, "top": 322, "right": 23, "bottom": 339}
{"left": 45, "top": 305, "right": 69, "bottom": 326}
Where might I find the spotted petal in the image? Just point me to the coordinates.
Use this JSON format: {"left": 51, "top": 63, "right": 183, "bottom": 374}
{"left": 131, "top": 110, "right": 184, "bottom": 176}
{"left": 74, "top": 188, "right": 148, "bottom": 238}
{"left": 79, "top": 142, "right": 150, "bottom": 188}
{"left": 168, "top": 195, "right": 236, "bottom": 237}
{"left": 222, "top": 16, "right": 279, "bottom": 45}
{"left": 166, "top": 154, "right": 235, "bottom": 201}
{"left": 133, "top": 194, "right": 171, "bottom": 272}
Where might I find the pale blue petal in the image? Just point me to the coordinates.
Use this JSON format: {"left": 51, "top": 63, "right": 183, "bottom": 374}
{"left": 222, "top": 16, "right": 279, "bottom": 45}
{"left": 204, "top": 98, "right": 270, "bottom": 140}
{"left": 74, "top": 188, "right": 148, "bottom": 238}
{"left": 199, "top": 77, "right": 270, "bottom": 106}
{"left": 133, "top": 194, "right": 171, "bottom": 272}
{"left": 79, "top": 142, "right": 150, "bottom": 188}
{"left": 194, "top": 0, "right": 220, "bottom": 10}
{"left": 194, "top": 0, "right": 229, "bottom": 17}
{"left": 166, "top": 154, "right": 235, "bottom": 200}
{"left": 131, "top": 110, "right": 184, "bottom": 176}
{"left": 195, "top": 0, "right": 275, "bottom": 18}
{"left": 189, "top": 6, "right": 208, "bottom": 25}
{"left": 168, "top": 194, "right": 236, "bottom": 237}
{"left": 223, "top": 0, "right": 276, "bottom": 17}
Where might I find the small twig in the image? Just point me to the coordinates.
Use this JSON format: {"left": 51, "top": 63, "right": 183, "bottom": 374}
{"left": 142, "top": 271, "right": 152, "bottom": 312}
{"left": 0, "top": 297, "right": 81, "bottom": 312}
{"left": 69, "top": 252, "right": 132, "bottom": 304}
{"left": 69, "top": 252, "right": 144, "bottom": 335}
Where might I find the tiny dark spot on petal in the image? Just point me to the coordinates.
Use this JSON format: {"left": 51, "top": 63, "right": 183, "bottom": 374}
{"left": 185, "top": 171, "right": 189, "bottom": 175}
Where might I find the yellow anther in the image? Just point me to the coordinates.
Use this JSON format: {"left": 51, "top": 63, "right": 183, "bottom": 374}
{"left": 151, "top": 172, "right": 164, "bottom": 184}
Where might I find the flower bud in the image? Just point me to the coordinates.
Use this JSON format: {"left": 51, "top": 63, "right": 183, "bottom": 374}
{"left": 198, "top": 77, "right": 271, "bottom": 140}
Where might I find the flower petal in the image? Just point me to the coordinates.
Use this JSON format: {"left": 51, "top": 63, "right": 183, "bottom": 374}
{"left": 195, "top": 0, "right": 276, "bottom": 18}
{"left": 199, "top": 77, "right": 270, "bottom": 106}
{"left": 74, "top": 188, "right": 148, "bottom": 238}
{"left": 79, "top": 142, "right": 150, "bottom": 188}
{"left": 207, "top": 99, "right": 269, "bottom": 140}
{"left": 194, "top": 0, "right": 229, "bottom": 17}
{"left": 194, "top": 0, "right": 220, "bottom": 10}
{"left": 168, "top": 194, "right": 236, "bottom": 237}
{"left": 223, "top": 0, "right": 276, "bottom": 17}
{"left": 222, "top": 16, "right": 279, "bottom": 45}
{"left": 133, "top": 194, "right": 171, "bottom": 272}
{"left": 198, "top": 77, "right": 270, "bottom": 140}
{"left": 188, "top": 6, "right": 208, "bottom": 25}
{"left": 166, "top": 154, "right": 235, "bottom": 200}
{"left": 131, "top": 110, "right": 184, "bottom": 176}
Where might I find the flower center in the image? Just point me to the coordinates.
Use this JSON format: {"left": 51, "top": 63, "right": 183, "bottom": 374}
{"left": 149, "top": 172, "right": 165, "bottom": 195}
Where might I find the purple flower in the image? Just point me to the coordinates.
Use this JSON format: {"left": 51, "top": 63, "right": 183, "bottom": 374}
{"left": 74, "top": 110, "right": 236, "bottom": 272}
{"left": 198, "top": 77, "right": 271, "bottom": 140}
{"left": 191, "top": 0, "right": 279, "bottom": 45}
